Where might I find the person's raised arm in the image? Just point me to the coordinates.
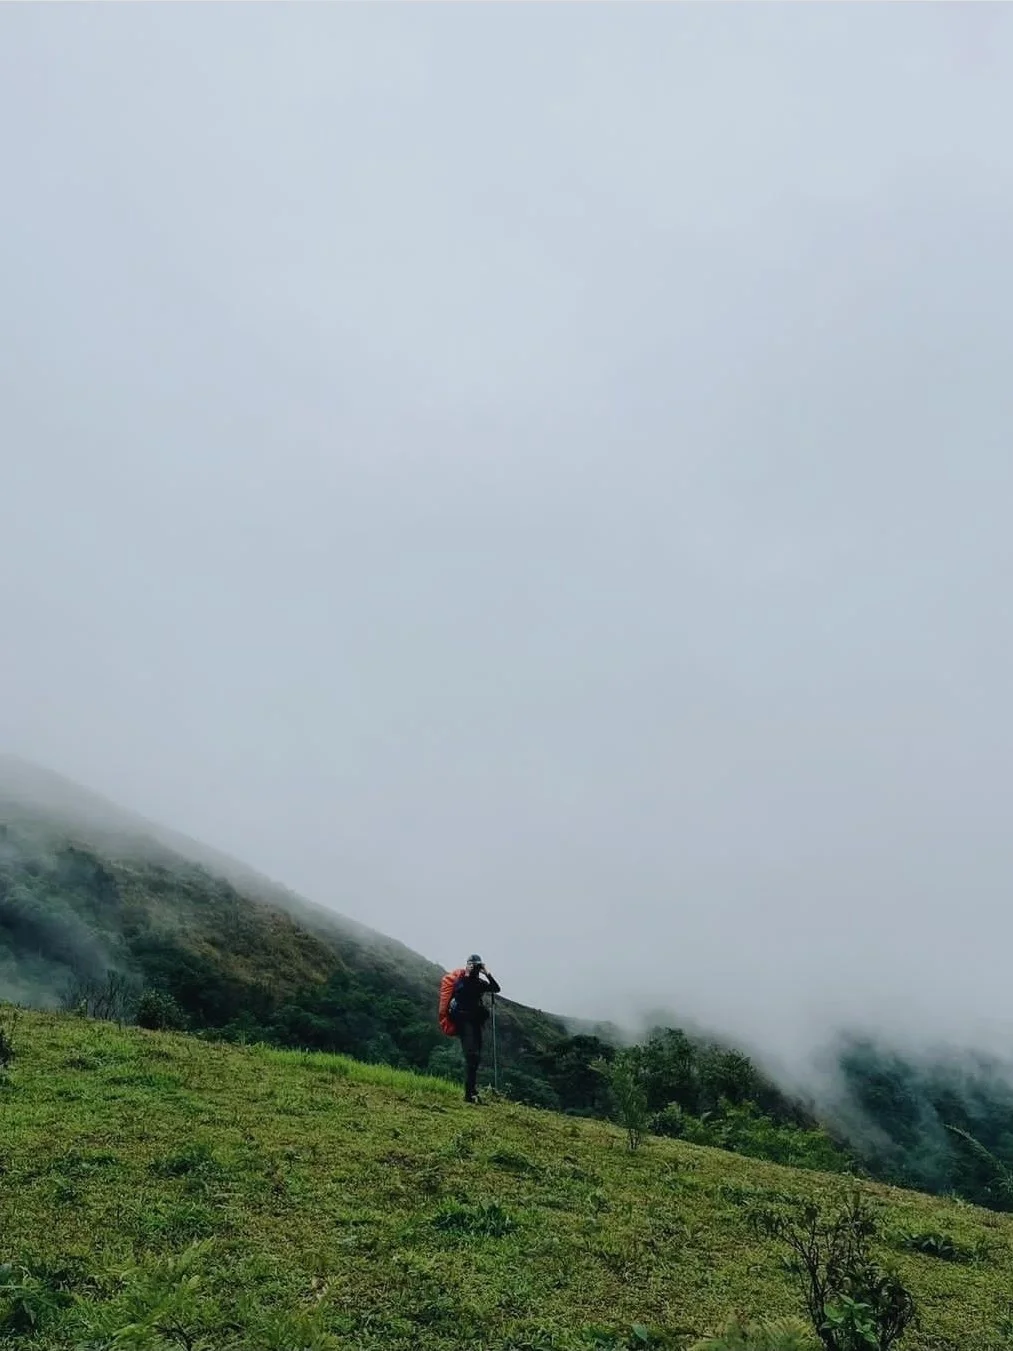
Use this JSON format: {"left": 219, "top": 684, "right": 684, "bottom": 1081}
{"left": 482, "top": 969, "right": 501, "bottom": 995}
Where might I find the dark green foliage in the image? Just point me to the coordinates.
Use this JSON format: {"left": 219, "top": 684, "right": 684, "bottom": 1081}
{"left": 680, "top": 1104, "right": 853, "bottom": 1174}
{"left": 892, "top": 1228, "right": 973, "bottom": 1263}
{"left": 635, "top": 1030, "right": 799, "bottom": 1122}
{"left": 689, "top": 1317, "right": 816, "bottom": 1350}
{"left": 426, "top": 1042, "right": 463, "bottom": 1081}
{"left": 0, "top": 1260, "right": 75, "bottom": 1336}
{"left": 135, "top": 988, "right": 187, "bottom": 1031}
{"left": 595, "top": 1049, "right": 650, "bottom": 1151}
{"left": 5, "top": 1007, "right": 1013, "bottom": 1350}
{"left": 150, "top": 1141, "right": 223, "bottom": 1180}
{"left": 638, "top": 1028, "right": 700, "bottom": 1113}
{"left": 488, "top": 1147, "right": 542, "bottom": 1176}
{"left": 752, "top": 1192, "right": 915, "bottom": 1351}
{"left": 578, "top": 1326, "right": 676, "bottom": 1350}
{"left": 0, "top": 850, "right": 115, "bottom": 985}
{"left": 8, "top": 805, "right": 1013, "bottom": 1210}
{"left": 0, "top": 1007, "right": 18, "bottom": 1069}
{"left": 699, "top": 1047, "right": 760, "bottom": 1111}
{"left": 499, "top": 1067, "right": 563, "bottom": 1111}
{"left": 48, "top": 1149, "right": 121, "bottom": 1180}
{"left": 0, "top": 811, "right": 863, "bottom": 1187}
{"left": 650, "top": 1103, "right": 687, "bottom": 1138}
{"left": 543, "top": 1034, "right": 615, "bottom": 1113}
{"left": 943, "top": 1125, "right": 1013, "bottom": 1207}
{"left": 130, "top": 934, "right": 277, "bottom": 1030}
{"left": 430, "top": 1199, "right": 516, "bottom": 1237}
{"left": 235, "top": 965, "right": 447, "bottom": 1071}
{"left": 60, "top": 970, "right": 140, "bottom": 1023}
{"left": 837, "top": 1038, "right": 1013, "bottom": 1211}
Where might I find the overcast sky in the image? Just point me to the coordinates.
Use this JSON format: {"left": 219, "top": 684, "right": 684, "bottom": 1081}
{"left": 3, "top": 5, "right": 1013, "bottom": 1067}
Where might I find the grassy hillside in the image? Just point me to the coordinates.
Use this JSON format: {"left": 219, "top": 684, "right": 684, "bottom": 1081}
{"left": 0, "top": 763, "right": 575, "bottom": 1094}
{"left": 5, "top": 759, "right": 1013, "bottom": 1217}
{"left": 0, "top": 755, "right": 454, "bottom": 1003}
{"left": 0, "top": 1010, "right": 1010, "bottom": 1350}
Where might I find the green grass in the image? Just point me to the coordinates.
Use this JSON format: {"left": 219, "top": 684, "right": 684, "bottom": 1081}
{"left": 1, "top": 1010, "right": 1011, "bottom": 1350}
{"left": 252, "top": 1045, "right": 461, "bottom": 1098}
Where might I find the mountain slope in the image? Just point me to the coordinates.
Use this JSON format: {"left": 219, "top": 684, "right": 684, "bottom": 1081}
{"left": 7, "top": 757, "right": 1013, "bottom": 1215}
{"left": 0, "top": 757, "right": 586, "bottom": 1094}
{"left": 0, "top": 1009, "right": 1009, "bottom": 1350}
{"left": 0, "top": 753, "right": 440, "bottom": 985}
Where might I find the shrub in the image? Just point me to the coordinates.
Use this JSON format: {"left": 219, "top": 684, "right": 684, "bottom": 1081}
{"left": 681, "top": 1103, "right": 852, "bottom": 1174}
{"left": 689, "top": 1316, "right": 816, "bottom": 1350}
{"left": 0, "top": 1262, "right": 74, "bottom": 1336}
{"left": 594, "top": 1050, "right": 650, "bottom": 1152}
{"left": 65, "top": 1241, "right": 223, "bottom": 1348}
{"left": 751, "top": 1191, "right": 915, "bottom": 1351}
{"left": 892, "top": 1228, "right": 972, "bottom": 1263}
{"left": 650, "top": 1103, "right": 687, "bottom": 1138}
{"left": 0, "top": 1007, "right": 18, "bottom": 1069}
{"left": 136, "top": 988, "right": 187, "bottom": 1032}
{"left": 501, "top": 1067, "right": 563, "bottom": 1111}
{"left": 426, "top": 1043, "right": 463, "bottom": 1081}
{"left": 61, "top": 970, "right": 140, "bottom": 1024}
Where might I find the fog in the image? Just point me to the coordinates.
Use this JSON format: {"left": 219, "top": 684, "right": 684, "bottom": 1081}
{"left": 3, "top": 5, "right": 1013, "bottom": 1075}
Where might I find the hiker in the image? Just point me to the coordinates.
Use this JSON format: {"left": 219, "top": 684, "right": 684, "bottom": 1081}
{"left": 448, "top": 955, "right": 500, "bottom": 1104}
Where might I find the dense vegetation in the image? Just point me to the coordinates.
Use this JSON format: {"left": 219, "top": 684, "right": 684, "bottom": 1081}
{"left": 4, "top": 783, "right": 1013, "bottom": 1217}
{"left": 3, "top": 1010, "right": 1013, "bottom": 1350}
{"left": 835, "top": 1036, "right": 1013, "bottom": 1212}
{"left": 0, "top": 807, "right": 848, "bottom": 1168}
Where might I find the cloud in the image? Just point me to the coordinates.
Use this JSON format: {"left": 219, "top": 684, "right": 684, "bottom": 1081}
{"left": 3, "top": 4, "right": 1013, "bottom": 1076}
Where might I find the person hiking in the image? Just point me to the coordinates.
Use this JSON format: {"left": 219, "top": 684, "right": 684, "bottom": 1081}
{"left": 448, "top": 955, "right": 500, "bottom": 1104}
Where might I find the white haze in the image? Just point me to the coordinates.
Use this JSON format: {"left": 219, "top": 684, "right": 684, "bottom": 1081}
{"left": 3, "top": 5, "right": 1013, "bottom": 1081}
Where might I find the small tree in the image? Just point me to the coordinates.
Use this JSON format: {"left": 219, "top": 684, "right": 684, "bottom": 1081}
{"left": 136, "top": 989, "right": 187, "bottom": 1032}
{"left": 61, "top": 971, "right": 140, "bottom": 1025}
{"left": 594, "top": 1049, "right": 650, "bottom": 1151}
{"left": 751, "top": 1191, "right": 915, "bottom": 1351}
{"left": 698, "top": 1045, "right": 760, "bottom": 1111}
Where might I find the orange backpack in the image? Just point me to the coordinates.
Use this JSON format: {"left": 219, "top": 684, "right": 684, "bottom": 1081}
{"left": 439, "top": 968, "right": 465, "bottom": 1036}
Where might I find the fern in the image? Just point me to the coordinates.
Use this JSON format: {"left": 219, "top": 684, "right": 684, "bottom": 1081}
{"left": 944, "top": 1125, "right": 1013, "bottom": 1201}
{"left": 690, "top": 1315, "right": 816, "bottom": 1350}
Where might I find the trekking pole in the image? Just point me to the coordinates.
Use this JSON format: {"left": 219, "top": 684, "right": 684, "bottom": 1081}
{"left": 491, "top": 993, "right": 499, "bottom": 1093}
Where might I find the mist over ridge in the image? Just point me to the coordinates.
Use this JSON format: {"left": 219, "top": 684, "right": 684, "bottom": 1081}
{"left": 3, "top": 4, "right": 1013, "bottom": 1116}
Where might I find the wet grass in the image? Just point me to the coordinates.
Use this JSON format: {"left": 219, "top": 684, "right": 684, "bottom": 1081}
{"left": 0, "top": 1008, "right": 1010, "bottom": 1349}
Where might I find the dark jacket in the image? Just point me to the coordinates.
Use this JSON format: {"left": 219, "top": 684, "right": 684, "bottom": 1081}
{"left": 449, "top": 970, "right": 501, "bottom": 1024}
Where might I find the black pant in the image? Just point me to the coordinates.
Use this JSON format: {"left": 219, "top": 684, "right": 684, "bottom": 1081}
{"left": 458, "top": 1017, "right": 484, "bottom": 1100}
